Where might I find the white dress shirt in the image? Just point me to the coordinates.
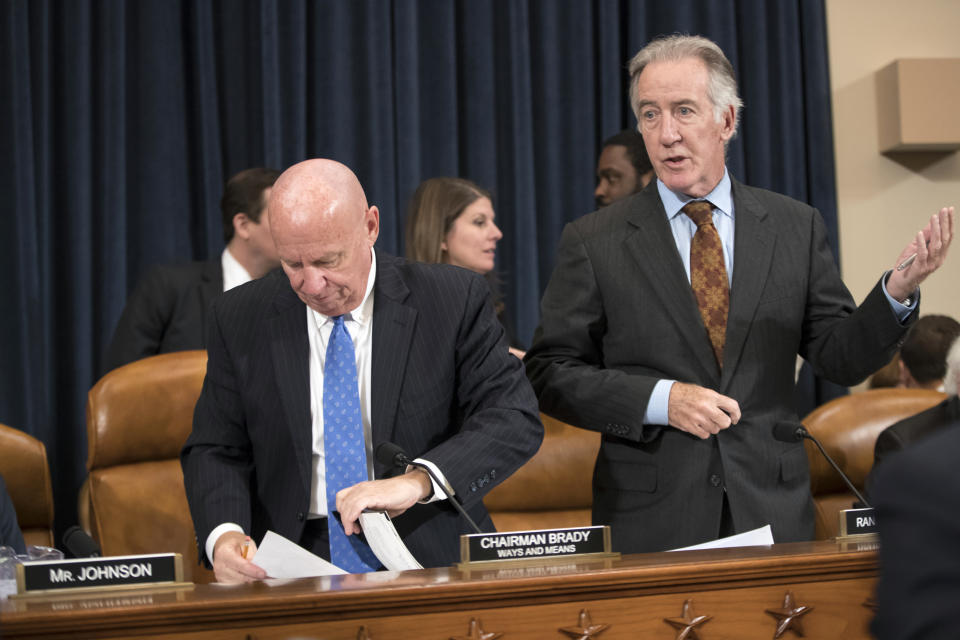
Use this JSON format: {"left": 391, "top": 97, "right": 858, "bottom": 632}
{"left": 221, "top": 247, "right": 254, "bottom": 292}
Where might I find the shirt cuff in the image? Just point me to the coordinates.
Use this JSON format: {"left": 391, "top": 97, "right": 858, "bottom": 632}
{"left": 881, "top": 269, "right": 918, "bottom": 322}
{"left": 410, "top": 458, "right": 453, "bottom": 503}
{"left": 643, "top": 379, "right": 676, "bottom": 425}
{"left": 206, "top": 522, "right": 244, "bottom": 565}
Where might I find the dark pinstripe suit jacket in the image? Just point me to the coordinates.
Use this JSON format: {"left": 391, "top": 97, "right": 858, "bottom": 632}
{"left": 103, "top": 260, "right": 223, "bottom": 374}
{"left": 526, "top": 178, "right": 912, "bottom": 553}
{"left": 181, "top": 251, "right": 542, "bottom": 568}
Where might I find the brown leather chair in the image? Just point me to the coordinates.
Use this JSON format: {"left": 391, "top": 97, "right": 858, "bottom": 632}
{"left": 802, "top": 387, "right": 946, "bottom": 539}
{"left": 484, "top": 413, "right": 599, "bottom": 532}
{"left": 82, "top": 350, "right": 213, "bottom": 583}
{"left": 0, "top": 423, "right": 55, "bottom": 548}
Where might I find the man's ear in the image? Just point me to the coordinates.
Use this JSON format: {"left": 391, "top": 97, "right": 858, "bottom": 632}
{"left": 365, "top": 205, "right": 380, "bottom": 245}
{"left": 233, "top": 212, "right": 251, "bottom": 239}
{"left": 719, "top": 105, "right": 736, "bottom": 142}
{"left": 897, "top": 358, "right": 915, "bottom": 388}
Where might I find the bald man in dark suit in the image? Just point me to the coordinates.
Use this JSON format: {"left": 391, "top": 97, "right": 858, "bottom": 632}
{"left": 182, "top": 159, "right": 541, "bottom": 582}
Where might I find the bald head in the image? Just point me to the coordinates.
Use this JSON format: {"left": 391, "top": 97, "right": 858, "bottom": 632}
{"left": 269, "top": 159, "right": 380, "bottom": 316}
{"left": 270, "top": 159, "right": 370, "bottom": 231}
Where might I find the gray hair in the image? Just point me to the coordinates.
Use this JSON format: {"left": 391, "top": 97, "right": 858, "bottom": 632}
{"left": 944, "top": 336, "right": 960, "bottom": 396}
{"left": 628, "top": 34, "right": 743, "bottom": 139}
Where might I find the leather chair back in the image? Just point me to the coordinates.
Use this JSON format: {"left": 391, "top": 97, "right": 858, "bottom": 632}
{"left": 0, "top": 423, "right": 54, "bottom": 547}
{"left": 484, "top": 413, "right": 599, "bottom": 532}
{"left": 83, "top": 350, "right": 213, "bottom": 582}
{"left": 802, "top": 387, "right": 946, "bottom": 539}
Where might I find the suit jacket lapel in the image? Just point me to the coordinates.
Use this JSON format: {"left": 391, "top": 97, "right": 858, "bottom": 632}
{"left": 624, "top": 190, "right": 720, "bottom": 384}
{"left": 269, "top": 280, "right": 313, "bottom": 497}
{"left": 370, "top": 252, "right": 417, "bottom": 473}
{"left": 721, "top": 180, "right": 776, "bottom": 390}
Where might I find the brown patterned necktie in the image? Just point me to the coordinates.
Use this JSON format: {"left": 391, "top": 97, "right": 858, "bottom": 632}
{"left": 682, "top": 200, "right": 729, "bottom": 368}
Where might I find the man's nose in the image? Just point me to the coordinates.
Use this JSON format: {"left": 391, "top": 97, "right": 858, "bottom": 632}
{"left": 300, "top": 267, "right": 327, "bottom": 295}
{"left": 594, "top": 181, "right": 607, "bottom": 201}
{"left": 659, "top": 115, "right": 680, "bottom": 145}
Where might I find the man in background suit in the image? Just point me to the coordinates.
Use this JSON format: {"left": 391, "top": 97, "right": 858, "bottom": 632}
{"left": 871, "top": 418, "right": 960, "bottom": 639}
{"left": 873, "top": 332, "right": 960, "bottom": 471}
{"left": 102, "top": 167, "right": 281, "bottom": 373}
{"left": 182, "top": 159, "right": 542, "bottom": 582}
{"left": 525, "top": 34, "right": 953, "bottom": 553}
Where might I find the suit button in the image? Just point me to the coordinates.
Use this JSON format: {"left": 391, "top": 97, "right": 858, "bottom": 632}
{"left": 710, "top": 474, "right": 721, "bottom": 487}
{"left": 297, "top": 512, "right": 305, "bottom": 521}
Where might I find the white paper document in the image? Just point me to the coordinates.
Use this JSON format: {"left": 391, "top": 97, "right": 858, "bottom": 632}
{"left": 252, "top": 530, "right": 347, "bottom": 578}
{"left": 358, "top": 511, "right": 424, "bottom": 571}
{"left": 667, "top": 524, "right": 774, "bottom": 552}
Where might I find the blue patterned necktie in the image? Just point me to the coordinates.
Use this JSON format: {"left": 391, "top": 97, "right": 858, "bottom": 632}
{"left": 323, "top": 315, "right": 379, "bottom": 573}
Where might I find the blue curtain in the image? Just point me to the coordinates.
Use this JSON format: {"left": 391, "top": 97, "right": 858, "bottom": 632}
{"left": 0, "top": 0, "right": 839, "bottom": 538}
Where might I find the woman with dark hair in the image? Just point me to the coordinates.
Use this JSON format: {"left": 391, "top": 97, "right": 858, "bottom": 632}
{"left": 405, "top": 177, "right": 523, "bottom": 357}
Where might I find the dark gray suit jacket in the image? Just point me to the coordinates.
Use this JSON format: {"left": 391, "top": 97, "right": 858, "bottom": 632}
{"left": 103, "top": 260, "right": 223, "bottom": 374}
{"left": 525, "top": 179, "right": 911, "bottom": 553}
{"left": 181, "top": 251, "right": 542, "bottom": 568}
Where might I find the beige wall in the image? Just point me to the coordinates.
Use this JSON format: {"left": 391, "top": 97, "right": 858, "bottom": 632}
{"left": 826, "top": 0, "right": 960, "bottom": 321}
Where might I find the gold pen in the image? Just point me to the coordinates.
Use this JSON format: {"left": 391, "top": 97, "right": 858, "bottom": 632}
{"left": 241, "top": 536, "right": 251, "bottom": 560}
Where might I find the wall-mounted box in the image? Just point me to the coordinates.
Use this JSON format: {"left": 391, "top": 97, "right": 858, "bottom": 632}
{"left": 876, "top": 58, "right": 960, "bottom": 152}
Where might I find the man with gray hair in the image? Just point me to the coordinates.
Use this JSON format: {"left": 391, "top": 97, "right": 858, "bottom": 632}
{"left": 526, "top": 34, "right": 953, "bottom": 553}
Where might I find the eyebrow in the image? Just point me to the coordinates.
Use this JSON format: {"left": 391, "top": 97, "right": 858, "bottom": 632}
{"left": 637, "top": 98, "right": 698, "bottom": 109}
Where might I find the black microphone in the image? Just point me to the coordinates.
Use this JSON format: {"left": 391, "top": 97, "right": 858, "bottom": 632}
{"left": 377, "top": 441, "right": 412, "bottom": 470}
{"left": 772, "top": 421, "right": 871, "bottom": 508}
{"left": 375, "top": 442, "right": 483, "bottom": 534}
{"left": 62, "top": 525, "right": 102, "bottom": 558}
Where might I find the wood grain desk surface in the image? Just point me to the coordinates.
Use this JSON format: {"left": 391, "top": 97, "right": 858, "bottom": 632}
{"left": 0, "top": 539, "right": 879, "bottom": 639}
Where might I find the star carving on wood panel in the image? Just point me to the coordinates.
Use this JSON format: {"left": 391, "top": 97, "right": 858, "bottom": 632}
{"left": 558, "top": 608, "right": 610, "bottom": 639}
{"left": 663, "top": 599, "right": 712, "bottom": 640}
{"left": 450, "top": 617, "right": 503, "bottom": 640}
{"left": 765, "top": 591, "right": 814, "bottom": 638}
{"left": 356, "top": 626, "right": 372, "bottom": 640}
